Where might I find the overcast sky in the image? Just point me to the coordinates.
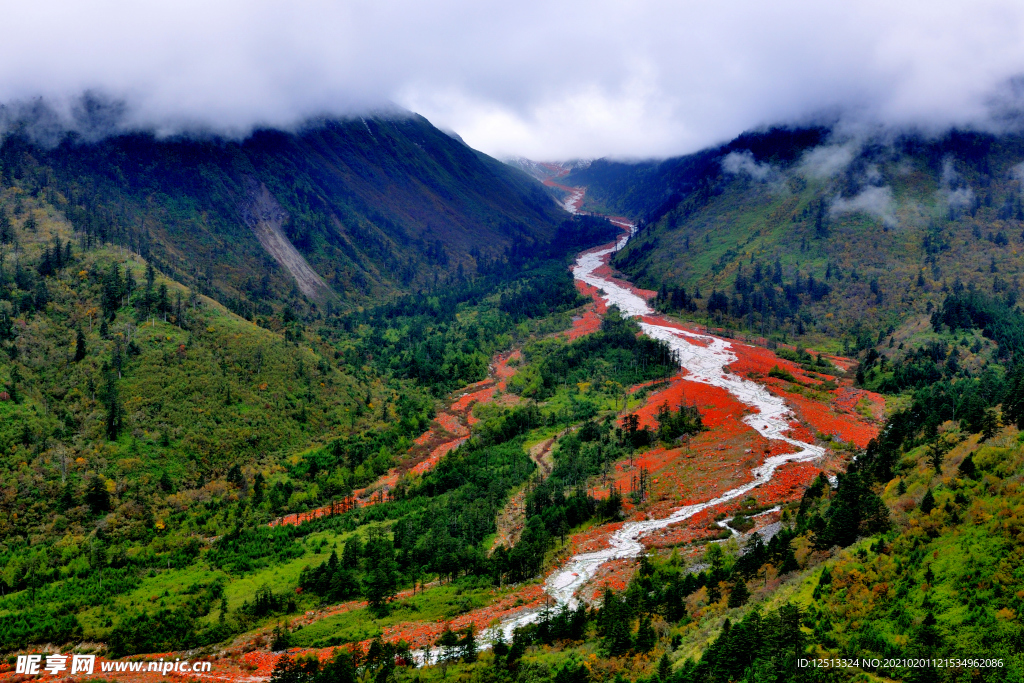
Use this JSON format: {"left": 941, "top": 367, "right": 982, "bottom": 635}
{"left": 3, "top": 0, "right": 1024, "bottom": 160}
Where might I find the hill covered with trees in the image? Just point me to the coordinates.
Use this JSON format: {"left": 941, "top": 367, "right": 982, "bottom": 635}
{"left": 1, "top": 104, "right": 565, "bottom": 317}
{"left": 6, "top": 116, "right": 1024, "bottom": 683}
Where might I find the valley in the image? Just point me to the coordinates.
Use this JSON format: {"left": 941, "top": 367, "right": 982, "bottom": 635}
{"left": 3, "top": 121, "right": 1024, "bottom": 683}
{"left": 0, "top": 203, "right": 880, "bottom": 683}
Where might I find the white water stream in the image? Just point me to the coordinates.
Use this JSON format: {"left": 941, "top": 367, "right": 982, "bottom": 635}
{"left": 413, "top": 229, "right": 825, "bottom": 664}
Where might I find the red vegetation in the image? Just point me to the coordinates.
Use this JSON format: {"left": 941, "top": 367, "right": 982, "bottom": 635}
{"left": 271, "top": 351, "right": 522, "bottom": 528}
{"left": 726, "top": 341, "right": 882, "bottom": 448}
{"left": 382, "top": 584, "right": 547, "bottom": 652}
{"left": 727, "top": 342, "right": 822, "bottom": 385}
{"left": 566, "top": 305, "right": 602, "bottom": 340}
{"left": 751, "top": 461, "right": 822, "bottom": 506}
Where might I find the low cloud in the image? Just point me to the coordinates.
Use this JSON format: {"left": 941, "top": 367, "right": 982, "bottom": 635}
{"left": 1009, "top": 161, "right": 1024, "bottom": 186}
{"left": 798, "top": 144, "right": 858, "bottom": 179}
{"left": 939, "top": 156, "right": 976, "bottom": 213}
{"left": 721, "top": 151, "right": 774, "bottom": 180}
{"left": 946, "top": 187, "right": 976, "bottom": 210}
{"left": 829, "top": 186, "right": 897, "bottom": 227}
{"left": 3, "top": 1, "right": 1024, "bottom": 158}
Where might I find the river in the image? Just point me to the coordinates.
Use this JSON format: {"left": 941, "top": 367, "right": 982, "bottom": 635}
{"left": 414, "top": 225, "right": 826, "bottom": 663}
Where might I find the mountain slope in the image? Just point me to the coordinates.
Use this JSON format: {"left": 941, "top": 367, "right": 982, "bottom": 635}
{"left": 0, "top": 111, "right": 564, "bottom": 313}
{"left": 580, "top": 128, "right": 1024, "bottom": 359}
{"left": 563, "top": 127, "right": 829, "bottom": 218}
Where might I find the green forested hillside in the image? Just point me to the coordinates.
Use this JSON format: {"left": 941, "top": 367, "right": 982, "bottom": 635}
{"left": 8, "top": 113, "right": 1024, "bottom": 683}
{"left": 0, "top": 110, "right": 563, "bottom": 317}
{"left": 0, "top": 175, "right": 627, "bottom": 653}
{"left": 593, "top": 130, "right": 1024, "bottom": 361}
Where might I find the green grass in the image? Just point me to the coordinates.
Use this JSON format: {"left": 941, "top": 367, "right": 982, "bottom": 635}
{"left": 288, "top": 578, "right": 504, "bottom": 648}
{"left": 607, "top": 138, "right": 1024, "bottom": 356}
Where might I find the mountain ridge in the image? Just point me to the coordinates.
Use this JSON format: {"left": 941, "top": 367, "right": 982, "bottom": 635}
{"left": 0, "top": 111, "right": 566, "bottom": 316}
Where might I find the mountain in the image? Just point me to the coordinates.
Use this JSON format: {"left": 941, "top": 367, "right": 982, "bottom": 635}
{"left": 0, "top": 110, "right": 565, "bottom": 315}
{"left": 566, "top": 128, "right": 1024, "bottom": 367}
{"left": 563, "top": 127, "right": 829, "bottom": 217}
{"left": 8, "top": 111, "right": 1024, "bottom": 683}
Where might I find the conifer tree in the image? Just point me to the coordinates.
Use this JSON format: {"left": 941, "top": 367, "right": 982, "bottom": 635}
{"left": 102, "top": 369, "right": 122, "bottom": 440}
{"left": 342, "top": 536, "right": 362, "bottom": 569}
{"left": 252, "top": 472, "right": 265, "bottom": 505}
{"left": 0, "top": 211, "right": 11, "bottom": 244}
{"left": 7, "top": 366, "right": 20, "bottom": 403}
{"left": 74, "top": 328, "right": 86, "bottom": 362}
{"left": 728, "top": 577, "right": 750, "bottom": 607}
{"left": 459, "top": 624, "right": 477, "bottom": 663}
{"left": 920, "top": 489, "right": 935, "bottom": 514}
{"left": 635, "top": 613, "right": 657, "bottom": 652}
{"left": 86, "top": 476, "right": 110, "bottom": 514}
{"left": 58, "top": 482, "right": 76, "bottom": 512}
{"left": 658, "top": 654, "right": 672, "bottom": 682}
{"left": 958, "top": 453, "right": 976, "bottom": 478}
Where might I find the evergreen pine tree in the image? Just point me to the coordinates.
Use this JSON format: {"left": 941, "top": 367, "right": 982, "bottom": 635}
{"left": 665, "top": 577, "right": 687, "bottom": 622}
{"left": 958, "top": 454, "right": 976, "bottom": 478}
{"left": 658, "top": 654, "right": 672, "bottom": 682}
{"left": 920, "top": 489, "right": 935, "bottom": 514}
{"left": 728, "top": 577, "right": 750, "bottom": 607}
{"left": 437, "top": 626, "right": 460, "bottom": 665}
{"left": 342, "top": 537, "right": 362, "bottom": 569}
{"left": 0, "top": 211, "right": 11, "bottom": 244}
{"left": 74, "top": 328, "right": 86, "bottom": 362}
{"left": 157, "top": 283, "right": 169, "bottom": 317}
{"left": 252, "top": 472, "right": 265, "bottom": 505}
{"left": 459, "top": 624, "right": 477, "bottom": 662}
{"left": 635, "top": 613, "right": 657, "bottom": 653}
{"left": 7, "top": 366, "right": 21, "bottom": 403}
{"left": 58, "top": 482, "right": 76, "bottom": 512}
{"left": 103, "top": 370, "right": 122, "bottom": 440}
{"left": 492, "top": 629, "right": 509, "bottom": 668}
{"left": 362, "top": 532, "right": 398, "bottom": 614}
{"left": 86, "top": 476, "right": 110, "bottom": 514}
{"left": 270, "top": 624, "right": 292, "bottom": 651}
{"left": 226, "top": 463, "right": 246, "bottom": 490}
{"left": 605, "top": 614, "right": 632, "bottom": 656}
{"left": 780, "top": 546, "right": 800, "bottom": 573}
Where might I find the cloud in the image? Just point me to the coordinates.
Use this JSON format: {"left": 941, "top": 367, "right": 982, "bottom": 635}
{"left": 1010, "top": 161, "right": 1024, "bottom": 186}
{"left": 829, "top": 186, "right": 897, "bottom": 227}
{"left": 2, "top": 0, "right": 1024, "bottom": 158}
{"left": 799, "top": 144, "right": 858, "bottom": 179}
{"left": 946, "top": 187, "right": 976, "bottom": 211}
{"left": 721, "top": 151, "right": 773, "bottom": 180}
{"left": 938, "top": 156, "right": 976, "bottom": 212}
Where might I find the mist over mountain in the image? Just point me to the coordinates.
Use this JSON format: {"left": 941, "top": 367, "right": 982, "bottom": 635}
{"left": 7, "top": 3, "right": 1024, "bottom": 678}
{"left": 0, "top": 106, "right": 566, "bottom": 312}
{"left": 4, "top": 1, "right": 1024, "bottom": 158}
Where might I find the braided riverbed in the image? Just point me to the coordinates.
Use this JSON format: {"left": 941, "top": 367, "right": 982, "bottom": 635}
{"left": 413, "top": 227, "right": 826, "bottom": 664}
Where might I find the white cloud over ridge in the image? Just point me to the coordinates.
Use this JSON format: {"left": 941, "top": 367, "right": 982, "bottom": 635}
{"left": 2, "top": 0, "right": 1024, "bottom": 158}
{"left": 799, "top": 144, "right": 858, "bottom": 179}
{"left": 938, "top": 156, "right": 977, "bottom": 212}
{"left": 830, "top": 186, "right": 897, "bottom": 227}
{"left": 721, "top": 151, "right": 773, "bottom": 180}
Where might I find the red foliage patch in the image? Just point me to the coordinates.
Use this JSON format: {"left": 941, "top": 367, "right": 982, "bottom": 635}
{"left": 566, "top": 305, "right": 602, "bottom": 340}
{"left": 725, "top": 341, "right": 882, "bottom": 448}
{"left": 752, "top": 461, "right": 822, "bottom": 506}
{"left": 270, "top": 349, "right": 522, "bottom": 528}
